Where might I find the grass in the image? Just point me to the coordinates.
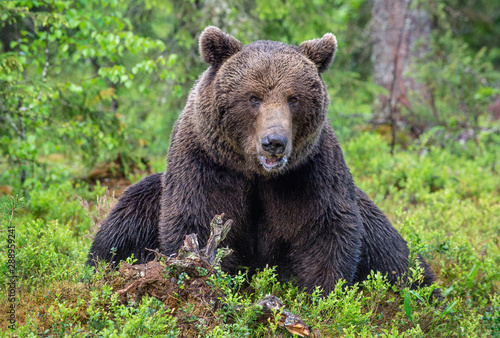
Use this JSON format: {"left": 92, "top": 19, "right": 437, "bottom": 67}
{"left": 1, "top": 131, "right": 499, "bottom": 337}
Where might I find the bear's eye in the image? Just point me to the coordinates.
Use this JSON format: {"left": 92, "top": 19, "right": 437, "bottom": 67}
{"left": 249, "top": 96, "right": 261, "bottom": 104}
{"left": 288, "top": 96, "right": 298, "bottom": 104}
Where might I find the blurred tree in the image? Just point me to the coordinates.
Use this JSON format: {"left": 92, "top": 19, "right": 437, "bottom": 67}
{"left": 370, "top": 0, "right": 499, "bottom": 150}
{"left": 442, "top": 0, "right": 500, "bottom": 66}
{"left": 408, "top": 0, "right": 499, "bottom": 146}
{"left": 371, "top": 0, "right": 431, "bottom": 152}
{"left": 0, "top": 0, "right": 165, "bottom": 187}
{"left": 1, "top": 0, "right": 497, "bottom": 191}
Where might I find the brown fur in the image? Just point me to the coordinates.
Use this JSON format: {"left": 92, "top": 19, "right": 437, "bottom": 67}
{"left": 89, "top": 27, "right": 436, "bottom": 294}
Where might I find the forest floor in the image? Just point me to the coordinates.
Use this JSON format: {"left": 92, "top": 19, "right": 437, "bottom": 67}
{"left": 1, "top": 132, "right": 499, "bottom": 337}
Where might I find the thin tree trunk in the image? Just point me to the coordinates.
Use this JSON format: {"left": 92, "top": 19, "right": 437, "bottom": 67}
{"left": 371, "top": 0, "right": 430, "bottom": 151}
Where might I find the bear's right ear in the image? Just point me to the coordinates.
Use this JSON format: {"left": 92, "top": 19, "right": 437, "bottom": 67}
{"left": 199, "top": 26, "right": 243, "bottom": 67}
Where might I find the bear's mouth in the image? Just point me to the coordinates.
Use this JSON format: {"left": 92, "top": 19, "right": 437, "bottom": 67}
{"left": 259, "top": 155, "right": 288, "bottom": 171}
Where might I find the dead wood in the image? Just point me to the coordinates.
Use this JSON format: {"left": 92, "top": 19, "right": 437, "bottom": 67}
{"left": 111, "top": 214, "right": 318, "bottom": 336}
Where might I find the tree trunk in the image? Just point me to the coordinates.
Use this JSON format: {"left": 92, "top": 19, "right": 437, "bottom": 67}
{"left": 371, "top": 0, "right": 430, "bottom": 147}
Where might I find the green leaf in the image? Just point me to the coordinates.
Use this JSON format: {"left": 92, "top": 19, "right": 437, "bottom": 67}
{"left": 404, "top": 289, "right": 415, "bottom": 325}
{"left": 438, "top": 300, "right": 458, "bottom": 321}
{"left": 467, "top": 264, "right": 480, "bottom": 289}
{"left": 68, "top": 83, "right": 83, "bottom": 93}
{"left": 167, "top": 54, "right": 177, "bottom": 68}
{"left": 409, "top": 290, "right": 426, "bottom": 304}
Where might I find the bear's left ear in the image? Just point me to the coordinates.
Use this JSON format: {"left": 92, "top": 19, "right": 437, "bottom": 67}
{"left": 299, "top": 33, "right": 337, "bottom": 73}
{"left": 199, "top": 26, "right": 243, "bottom": 68}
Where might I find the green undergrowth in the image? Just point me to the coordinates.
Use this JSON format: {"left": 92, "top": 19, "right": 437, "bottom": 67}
{"left": 1, "top": 131, "right": 499, "bottom": 337}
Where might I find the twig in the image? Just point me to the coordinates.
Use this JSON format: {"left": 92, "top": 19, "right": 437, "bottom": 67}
{"left": 35, "top": 27, "right": 50, "bottom": 103}
{"left": 41, "top": 30, "right": 50, "bottom": 81}
{"left": 17, "top": 105, "right": 25, "bottom": 141}
{"left": 2, "top": 111, "right": 23, "bottom": 138}
{"left": 7, "top": 204, "right": 15, "bottom": 228}
{"left": 145, "top": 247, "right": 172, "bottom": 260}
{"left": 235, "top": 296, "right": 315, "bottom": 337}
{"left": 116, "top": 279, "right": 142, "bottom": 296}
{"left": 4, "top": 196, "right": 23, "bottom": 229}
{"left": 16, "top": 100, "right": 27, "bottom": 184}
{"left": 387, "top": 0, "right": 413, "bottom": 155}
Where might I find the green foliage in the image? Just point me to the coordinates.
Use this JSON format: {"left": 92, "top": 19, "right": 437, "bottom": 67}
{"left": 416, "top": 25, "right": 497, "bottom": 128}
{"left": 2, "top": 0, "right": 497, "bottom": 191}
{"left": 1, "top": 0, "right": 499, "bottom": 336}
{"left": 17, "top": 287, "right": 179, "bottom": 337}
{"left": 402, "top": 0, "right": 500, "bottom": 144}
{"left": 0, "top": 216, "right": 88, "bottom": 287}
{"left": 1, "top": 131, "right": 499, "bottom": 335}
{"left": 86, "top": 289, "right": 179, "bottom": 337}
{"left": 0, "top": 0, "right": 166, "bottom": 190}
{"left": 0, "top": 0, "right": 376, "bottom": 190}
{"left": 484, "top": 293, "right": 500, "bottom": 336}
{"left": 438, "top": 0, "right": 500, "bottom": 65}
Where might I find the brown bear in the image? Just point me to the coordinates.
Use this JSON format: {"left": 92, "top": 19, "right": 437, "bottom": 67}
{"left": 88, "top": 26, "right": 436, "bottom": 294}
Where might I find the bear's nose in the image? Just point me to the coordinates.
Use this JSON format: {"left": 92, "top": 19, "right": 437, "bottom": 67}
{"left": 261, "top": 134, "right": 288, "bottom": 154}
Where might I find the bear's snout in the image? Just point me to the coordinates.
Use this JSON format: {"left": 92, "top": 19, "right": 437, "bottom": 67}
{"left": 255, "top": 107, "right": 292, "bottom": 173}
{"left": 258, "top": 132, "right": 290, "bottom": 172}
{"left": 261, "top": 134, "right": 288, "bottom": 155}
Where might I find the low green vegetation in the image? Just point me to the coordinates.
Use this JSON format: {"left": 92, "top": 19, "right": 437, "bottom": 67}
{"left": 1, "top": 0, "right": 499, "bottom": 336}
{"left": 1, "top": 132, "right": 499, "bottom": 337}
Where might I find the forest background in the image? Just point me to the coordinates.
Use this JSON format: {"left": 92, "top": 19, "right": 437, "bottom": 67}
{"left": 0, "top": 0, "right": 499, "bottom": 336}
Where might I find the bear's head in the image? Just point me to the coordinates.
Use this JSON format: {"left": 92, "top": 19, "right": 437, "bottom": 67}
{"left": 195, "top": 26, "right": 337, "bottom": 177}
